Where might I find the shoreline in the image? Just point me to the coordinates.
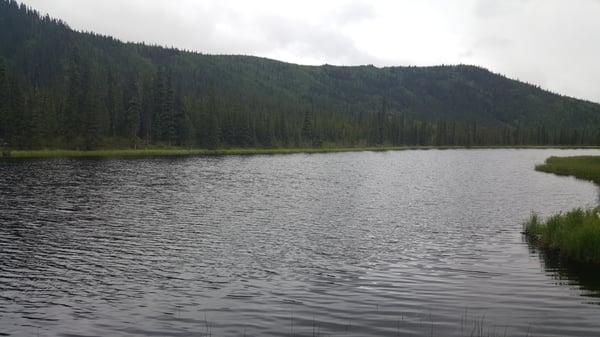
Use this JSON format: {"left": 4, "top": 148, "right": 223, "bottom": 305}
{"left": 525, "top": 155, "right": 600, "bottom": 264}
{"left": 3, "top": 145, "right": 600, "bottom": 159}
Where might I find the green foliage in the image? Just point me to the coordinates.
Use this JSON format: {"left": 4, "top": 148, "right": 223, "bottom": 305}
{"left": 525, "top": 209, "right": 600, "bottom": 264}
{"left": 2, "top": 0, "right": 600, "bottom": 150}
{"left": 0, "top": 60, "right": 7, "bottom": 142}
{"left": 301, "top": 110, "right": 313, "bottom": 145}
{"left": 536, "top": 156, "right": 600, "bottom": 184}
{"left": 4, "top": 146, "right": 440, "bottom": 159}
{"left": 529, "top": 155, "right": 600, "bottom": 264}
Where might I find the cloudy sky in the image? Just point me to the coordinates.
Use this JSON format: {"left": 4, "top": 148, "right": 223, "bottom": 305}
{"left": 20, "top": 0, "right": 600, "bottom": 103}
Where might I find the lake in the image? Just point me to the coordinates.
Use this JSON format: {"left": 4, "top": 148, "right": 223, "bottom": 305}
{"left": 1, "top": 149, "right": 600, "bottom": 337}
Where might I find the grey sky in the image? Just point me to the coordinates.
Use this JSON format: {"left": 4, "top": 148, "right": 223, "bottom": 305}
{"left": 20, "top": 0, "right": 600, "bottom": 103}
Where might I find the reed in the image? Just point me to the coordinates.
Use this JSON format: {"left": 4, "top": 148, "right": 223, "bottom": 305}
{"left": 5, "top": 146, "right": 600, "bottom": 159}
{"left": 535, "top": 156, "right": 600, "bottom": 184}
{"left": 524, "top": 209, "right": 600, "bottom": 264}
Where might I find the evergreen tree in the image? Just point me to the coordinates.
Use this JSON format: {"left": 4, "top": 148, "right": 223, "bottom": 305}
{"left": 0, "top": 61, "right": 8, "bottom": 143}
{"left": 207, "top": 115, "right": 220, "bottom": 150}
{"left": 1, "top": 2, "right": 600, "bottom": 150}
{"left": 7, "top": 76, "right": 29, "bottom": 148}
{"left": 83, "top": 80, "right": 102, "bottom": 150}
{"left": 63, "top": 51, "right": 84, "bottom": 145}
{"left": 125, "top": 83, "right": 141, "bottom": 147}
{"left": 172, "top": 93, "right": 186, "bottom": 146}
{"left": 301, "top": 110, "right": 313, "bottom": 145}
{"left": 151, "top": 69, "right": 165, "bottom": 142}
{"left": 164, "top": 73, "right": 175, "bottom": 145}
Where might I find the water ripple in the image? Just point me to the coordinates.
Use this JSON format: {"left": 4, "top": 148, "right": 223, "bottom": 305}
{"left": 1, "top": 149, "right": 600, "bottom": 336}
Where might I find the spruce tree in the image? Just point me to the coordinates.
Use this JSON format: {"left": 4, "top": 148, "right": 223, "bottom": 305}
{"left": 207, "top": 115, "right": 220, "bottom": 150}
{"left": 0, "top": 61, "right": 7, "bottom": 143}
{"left": 151, "top": 69, "right": 165, "bottom": 143}
{"left": 164, "top": 73, "right": 175, "bottom": 145}
{"left": 125, "top": 85, "right": 141, "bottom": 148}
{"left": 301, "top": 110, "right": 313, "bottom": 145}
{"left": 64, "top": 51, "right": 84, "bottom": 146}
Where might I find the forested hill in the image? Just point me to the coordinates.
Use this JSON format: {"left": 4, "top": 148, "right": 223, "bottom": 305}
{"left": 1, "top": 0, "right": 600, "bottom": 150}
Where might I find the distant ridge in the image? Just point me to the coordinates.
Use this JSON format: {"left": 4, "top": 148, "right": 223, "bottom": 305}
{"left": 1, "top": 0, "right": 600, "bottom": 150}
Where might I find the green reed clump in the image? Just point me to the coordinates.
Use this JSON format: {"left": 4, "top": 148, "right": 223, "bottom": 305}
{"left": 535, "top": 156, "right": 600, "bottom": 184}
{"left": 4, "top": 146, "right": 464, "bottom": 159}
{"left": 524, "top": 208, "right": 600, "bottom": 264}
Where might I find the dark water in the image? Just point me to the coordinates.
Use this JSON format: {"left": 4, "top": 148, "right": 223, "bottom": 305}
{"left": 1, "top": 149, "right": 600, "bottom": 337}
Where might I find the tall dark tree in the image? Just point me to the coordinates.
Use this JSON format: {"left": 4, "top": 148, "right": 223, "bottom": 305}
{"left": 63, "top": 51, "right": 85, "bottom": 145}
{"left": 206, "top": 115, "right": 220, "bottom": 150}
{"left": 301, "top": 110, "right": 313, "bottom": 145}
{"left": 1, "top": 1, "right": 600, "bottom": 150}
{"left": 125, "top": 81, "right": 141, "bottom": 147}
{"left": 0, "top": 61, "right": 8, "bottom": 143}
{"left": 7, "top": 76, "right": 29, "bottom": 148}
{"left": 164, "top": 73, "right": 175, "bottom": 145}
{"left": 151, "top": 68, "right": 165, "bottom": 143}
{"left": 172, "top": 92, "right": 186, "bottom": 146}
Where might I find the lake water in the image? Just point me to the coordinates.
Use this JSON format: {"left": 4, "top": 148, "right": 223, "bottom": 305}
{"left": 2, "top": 149, "right": 600, "bottom": 337}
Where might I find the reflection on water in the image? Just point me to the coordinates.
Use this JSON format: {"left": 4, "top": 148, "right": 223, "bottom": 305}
{"left": 529, "top": 242, "right": 600, "bottom": 299}
{"left": 2, "top": 149, "right": 600, "bottom": 337}
{"left": 525, "top": 185, "right": 600, "bottom": 301}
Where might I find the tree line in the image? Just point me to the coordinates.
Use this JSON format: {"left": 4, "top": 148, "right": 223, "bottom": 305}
{"left": 1, "top": 0, "right": 600, "bottom": 150}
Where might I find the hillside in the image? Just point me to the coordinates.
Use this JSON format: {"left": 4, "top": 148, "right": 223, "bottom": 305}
{"left": 1, "top": 0, "right": 600, "bottom": 150}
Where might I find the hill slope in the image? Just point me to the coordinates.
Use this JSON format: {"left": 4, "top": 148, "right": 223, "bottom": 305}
{"left": 1, "top": 0, "right": 600, "bottom": 150}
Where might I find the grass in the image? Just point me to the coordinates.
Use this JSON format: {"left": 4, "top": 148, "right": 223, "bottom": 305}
{"left": 527, "top": 155, "right": 600, "bottom": 264}
{"left": 535, "top": 156, "right": 600, "bottom": 184}
{"left": 3, "top": 145, "right": 600, "bottom": 159}
{"left": 2, "top": 146, "right": 440, "bottom": 159}
{"left": 524, "top": 209, "right": 600, "bottom": 264}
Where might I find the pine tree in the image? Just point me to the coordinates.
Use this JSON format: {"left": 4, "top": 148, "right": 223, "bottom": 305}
{"left": 140, "top": 75, "right": 153, "bottom": 145}
{"left": 301, "top": 110, "right": 313, "bottom": 145}
{"left": 125, "top": 83, "right": 141, "bottom": 148}
{"left": 164, "top": 73, "right": 175, "bottom": 145}
{"left": 207, "top": 114, "right": 220, "bottom": 150}
{"left": 64, "top": 51, "right": 84, "bottom": 146}
{"left": 83, "top": 83, "right": 102, "bottom": 150}
{"left": 2, "top": 2, "right": 600, "bottom": 150}
{"left": 11, "top": 77, "right": 32, "bottom": 148}
{"left": 377, "top": 97, "right": 386, "bottom": 145}
{"left": 151, "top": 69, "right": 165, "bottom": 142}
{"left": 172, "top": 93, "right": 186, "bottom": 146}
{"left": 0, "top": 61, "right": 8, "bottom": 143}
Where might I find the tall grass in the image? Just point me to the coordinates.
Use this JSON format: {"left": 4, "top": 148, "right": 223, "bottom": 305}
{"left": 2, "top": 146, "right": 438, "bottom": 159}
{"left": 535, "top": 156, "right": 600, "bottom": 184}
{"left": 4, "top": 146, "right": 600, "bottom": 159}
{"left": 527, "top": 156, "right": 600, "bottom": 264}
{"left": 524, "top": 209, "right": 600, "bottom": 264}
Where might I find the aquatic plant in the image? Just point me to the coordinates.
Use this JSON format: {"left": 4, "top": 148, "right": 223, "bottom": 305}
{"left": 524, "top": 208, "right": 600, "bottom": 264}
{"left": 535, "top": 156, "right": 600, "bottom": 184}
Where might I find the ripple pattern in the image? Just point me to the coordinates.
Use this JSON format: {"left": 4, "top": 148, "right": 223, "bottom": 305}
{"left": 1, "top": 149, "right": 600, "bottom": 336}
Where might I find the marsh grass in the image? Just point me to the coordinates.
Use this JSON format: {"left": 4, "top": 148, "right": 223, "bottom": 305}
{"left": 528, "top": 156, "right": 600, "bottom": 264}
{"left": 5, "top": 145, "right": 600, "bottom": 159}
{"left": 535, "top": 156, "right": 600, "bottom": 184}
{"left": 4, "top": 146, "right": 437, "bottom": 159}
{"left": 524, "top": 209, "right": 600, "bottom": 264}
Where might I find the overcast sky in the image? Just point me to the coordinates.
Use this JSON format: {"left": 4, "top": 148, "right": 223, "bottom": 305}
{"left": 20, "top": 0, "right": 600, "bottom": 103}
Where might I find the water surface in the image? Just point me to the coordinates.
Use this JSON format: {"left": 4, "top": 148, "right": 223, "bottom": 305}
{"left": 1, "top": 149, "right": 600, "bottom": 336}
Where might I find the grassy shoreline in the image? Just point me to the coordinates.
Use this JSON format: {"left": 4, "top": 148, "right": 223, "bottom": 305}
{"left": 4, "top": 146, "right": 444, "bottom": 159}
{"left": 524, "top": 209, "right": 600, "bottom": 264}
{"left": 535, "top": 155, "right": 600, "bottom": 184}
{"left": 527, "top": 155, "right": 600, "bottom": 264}
{"left": 3, "top": 145, "right": 600, "bottom": 159}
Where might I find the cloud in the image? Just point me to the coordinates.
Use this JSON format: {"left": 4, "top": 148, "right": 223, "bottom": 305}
{"left": 333, "top": 1, "right": 376, "bottom": 25}
{"left": 459, "top": 0, "right": 600, "bottom": 101}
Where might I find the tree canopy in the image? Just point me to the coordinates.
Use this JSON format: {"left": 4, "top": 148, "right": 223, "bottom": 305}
{"left": 1, "top": 0, "right": 600, "bottom": 150}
